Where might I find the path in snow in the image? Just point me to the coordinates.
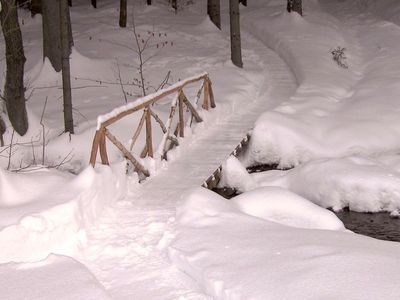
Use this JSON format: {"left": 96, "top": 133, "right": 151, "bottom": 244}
{"left": 77, "top": 33, "right": 297, "bottom": 299}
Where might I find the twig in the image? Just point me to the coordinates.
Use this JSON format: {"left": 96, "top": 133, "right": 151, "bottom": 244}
{"left": 116, "top": 59, "right": 128, "bottom": 103}
{"left": 6, "top": 129, "right": 15, "bottom": 170}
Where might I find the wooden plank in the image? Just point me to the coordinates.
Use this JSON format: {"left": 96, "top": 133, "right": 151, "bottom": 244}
{"left": 104, "top": 129, "right": 150, "bottom": 177}
{"left": 129, "top": 110, "right": 146, "bottom": 151}
{"left": 140, "top": 144, "right": 148, "bottom": 158}
{"left": 178, "top": 90, "right": 185, "bottom": 137}
{"left": 145, "top": 107, "right": 153, "bottom": 158}
{"left": 158, "top": 95, "right": 178, "bottom": 158}
{"left": 195, "top": 81, "right": 204, "bottom": 105}
{"left": 181, "top": 93, "right": 203, "bottom": 123}
{"left": 99, "top": 128, "right": 110, "bottom": 165}
{"left": 89, "top": 130, "right": 101, "bottom": 166}
{"left": 149, "top": 108, "right": 167, "bottom": 133}
{"left": 101, "top": 74, "right": 208, "bottom": 128}
{"left": 208, "top": 78, "right": 216, "bottom": 108}
{"left": 202, "top": 78, "right": 209, "bottom": 110}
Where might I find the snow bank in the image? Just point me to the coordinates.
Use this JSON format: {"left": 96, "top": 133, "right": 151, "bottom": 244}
{"left": 222, "top": 154, "right": 400, "bottom": 214}
{"left": 170, "top": 188, "right": 400, "bottom": 300}
{"left": 241, "top": 0, "right": 400, "bottom": 168}
{"left": 250, "top": 156, "right": 400, "bottom": 214}
{"left": 0, "top": 162, "right": 126, "bottom": 263}
{"left": 177, "top": 187, "right": 343, "bottom": 232}
{"left": 231, "top": 187, "right": 345, "bottom": 231}
{"left": 0, "top": 254, "right": 110, "bottom": 300}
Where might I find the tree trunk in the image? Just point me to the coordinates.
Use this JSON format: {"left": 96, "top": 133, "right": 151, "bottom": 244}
{"left": 207, "top": 0, "right": 221, "bottom": 30}
{"left": 229, "top": 0, "right": 242, "bottom": 68}
{"left": 42, "top": 0, "right": 73, "bottom": 72}
{"left": 59, "top": 0, "right": 74, "bottom": 133}
{"left": 287, "top": 0, "right": 302, "bottom": 16}
{"left": 30, "top": 0, "right": 42, "bottom": 16}
{"left": 91, "top": 0, "right": 96, "bottom": 9}
{"left": 0, "top": 0, "right": 29, "bottom": 135}
{"left": 119, "top": 0, "right": 126, "bottom": 28}
{"left": 0, "top": 115, "right": 5, "bottom": 146}
{"left": 171, "top": 0, "right": 177, "bottom": 12}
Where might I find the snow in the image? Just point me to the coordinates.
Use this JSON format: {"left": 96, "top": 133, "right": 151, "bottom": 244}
{"left": 170, "top": 187, "right": 400, "bottom": 300}
{"left": 1, "top": 0, "right": 400, "bottom": 299}
{"left": 242, "top": 0, "right": 400, "bottom": 168}
{"left": 0, "top": 162, "right": 126, "bottom": 263}
{"left": 222, "top": 155, "right": 400, "bottom": 214}
{"left": 0, "top": 254, "right": 110, "bottom": 300}
{"left": 231, "top": 187, "right": 345, "bottom": 231}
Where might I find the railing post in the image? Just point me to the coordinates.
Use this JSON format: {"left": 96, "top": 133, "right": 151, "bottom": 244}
{"left": 145, "top": 107, "right": 153, "bottom": 158}
{"left": 208, "top": 78, "right": 216, "bottom": 108}
{"left": 99, "top": 127, "right": 109, "bottom": 165}
{"left": 89, "top": 130, "right": 101, "bottom": 167}
{"left": 203, "top": 78, "right": 210, "bottom": 110}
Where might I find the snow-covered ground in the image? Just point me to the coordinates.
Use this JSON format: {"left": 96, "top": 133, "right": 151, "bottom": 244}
{"left": 1, "top": 0, "right": 400, "bottom": 299}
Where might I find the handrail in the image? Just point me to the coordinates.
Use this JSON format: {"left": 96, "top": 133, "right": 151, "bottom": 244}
{"left": 89, "top": 72, "right": 216, "bottom": 177}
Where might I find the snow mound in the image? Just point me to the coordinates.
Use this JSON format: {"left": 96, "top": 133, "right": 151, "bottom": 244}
{"left": 219, "top": 156, "right": 257, "bottom": 192}
{"left": 251, "top": 156, "right": 400, "bottom": 214}
{"left": 0, "top": 163, "right": 126, "bottom": 263}
{"left": 170, "top": 187, "right": 400, "bottom": 300}
{"left": 231, "top": 187, "right": 345, "bottom": 231}
{"left": 0, "top": 254, "right": 110, "bottom": 300}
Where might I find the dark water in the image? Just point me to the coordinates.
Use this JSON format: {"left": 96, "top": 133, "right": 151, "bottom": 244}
{"left": 213, "top": 164, "right": 400, "bottom": 243}
{"left": 333, "top": 209, "right": 400, "bottom": 242}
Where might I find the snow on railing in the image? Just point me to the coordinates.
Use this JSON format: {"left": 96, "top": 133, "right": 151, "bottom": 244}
{"left": 89, "top": 72, "right": 216, "bottom": 177}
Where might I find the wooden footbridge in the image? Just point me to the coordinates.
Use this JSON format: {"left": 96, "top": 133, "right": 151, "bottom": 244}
{"left": 89, "top": 72, "right": 216, "bottom": 178}
{"left": 81, "top": 42, "right": 298, "bottom": 298}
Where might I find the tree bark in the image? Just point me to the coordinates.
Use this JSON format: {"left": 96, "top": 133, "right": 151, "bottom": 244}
{"left": 119, "top": 0, "right": 126, "bottom": 28}
{"left": 30, "top": 0, "right": 42, "bottom": 15}
{"left": 0, "top": 0, "right": 29, "bottom": 135}
{"left": 171, "top": 0, "right": 177, "bottom": 12}
{"left": 91, "top": 0, "right": 96, "bottom": 9}
{"left": 287, "top": 0, "right": 302, "bottom": 16}
{"left": 207, "top": 0, "right": 221, "bottom": 30}
{"left": 0, "top": 115, "right": 5, "bottom": 146}
{"left": 229, "top": 0, "right": 242, "bottom": 68}
{"left": 42, "top": 0, "right": 73, "bottom": 72}
{"left": 60, "top": 0, "right": 74, "bottom": 133}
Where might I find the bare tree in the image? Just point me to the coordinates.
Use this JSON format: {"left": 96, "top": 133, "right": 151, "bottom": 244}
{"left": 0, "top": 114, "right": 5, "bottom": 146}
{"left": 229, "top": 0, "right": 242, "bottom": 68}
{"left": 171, "top": 0, "right": 177, "bottom": 12}
{"left": 119, "top": 0, "right": 126, "bottom": 28}
{"left": 42, "top": 0, "right": 73, "bottom": 71}
{"left": 287, "top": 0, "right": 302, "bottom": 16}
{"left": 207, "top": 0, "right": 221, "bottom": 30}
{"left": 0, "top": 0, "right": 29, "bottom": 135}
{"left": 59, "top": 0, "right": 74, "bottom": 133}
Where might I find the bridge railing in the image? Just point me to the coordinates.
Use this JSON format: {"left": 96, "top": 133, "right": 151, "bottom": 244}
{"left": 89, "top": 72, "right": 216, "bottom": 177}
